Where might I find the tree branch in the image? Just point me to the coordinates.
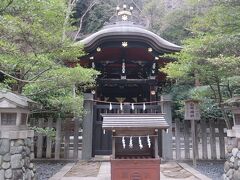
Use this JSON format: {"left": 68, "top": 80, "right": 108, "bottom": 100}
{"left": 22, "top": 61, "right": 39, "bottom": 78}
{"left": 132, "top": 0, "right": 142, "bottom": 13}
{"left": 28, "top": 67, "right": 52, "bottom": 81}
{"left": 227, "top": 80, "right": 233, "bottom": 98}
{"left": 62, "top": 0, "right": 77, "bottom": 42}
{"left": 74, "top": 0, "right": 98, "bottom": 40}
{"left": 209, "top": 84, "right": 217, "bottom": 100}
{"left": 0, "top": 0, "right": 14, "bottom": 14}
{"left": 0, "top": 70, "right": 51, "bottom": 83}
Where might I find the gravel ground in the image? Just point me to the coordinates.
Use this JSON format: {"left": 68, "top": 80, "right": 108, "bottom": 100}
{"left": 35, "top": 161, "right": 66, "bottom": 180}
{"left": 187, "top": 160, "right": 224, "bottom": 180}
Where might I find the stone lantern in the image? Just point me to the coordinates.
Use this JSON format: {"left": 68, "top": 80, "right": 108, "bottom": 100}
{"left": 0, "top": 90, "right": 36, "bottom": 179}
{"left": 223, "top": 97, "right": 240, "bottom": 180}
{"left": 225, "top": 97, "right": 240, "bottom": 138}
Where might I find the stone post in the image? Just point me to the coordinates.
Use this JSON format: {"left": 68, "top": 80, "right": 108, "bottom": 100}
{"left": 82, "top": 93, "right": 94, "bottom": 160}
{"left": 0, "top": 130, "right": 35, "bottom": 179}
{"left": 161, "top": 95, "right": 173, "bottom": 160}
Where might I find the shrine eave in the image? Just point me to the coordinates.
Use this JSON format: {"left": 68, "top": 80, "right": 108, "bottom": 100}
{"left": 77, "top": 24, "right": 182, "bottom": 53}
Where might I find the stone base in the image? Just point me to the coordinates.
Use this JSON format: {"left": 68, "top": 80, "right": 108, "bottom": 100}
{"left": 223, "top": 137, "right": 240, "bottom": 180}
{"left": 0, "top": 137, "right": 35, "bottom": 180}
{"left": 0, "top": 130, "right": 34, "bottom": 139}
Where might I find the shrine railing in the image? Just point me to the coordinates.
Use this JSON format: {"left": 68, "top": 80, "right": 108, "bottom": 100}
{"left": 172, "top": 118, "right": 227, "bottom": 160}
{"left": 29, "top": 117, "right": 81, "bottom": 160}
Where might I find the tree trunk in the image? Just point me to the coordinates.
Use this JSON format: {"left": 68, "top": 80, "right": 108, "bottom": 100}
{"left": 216, "top": 77, "right": 232, "bottom": 129}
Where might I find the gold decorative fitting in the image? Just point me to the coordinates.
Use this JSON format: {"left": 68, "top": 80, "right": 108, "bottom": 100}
{"left": 148, "top": 48, "right": 153, "bottom": 52}
{"left": 122, "top": 41, "right": 128, "bottom": 47}
{"left": 96, "top": 47, "right": 101, "bottom": 52}
{"left": 151, "top": 90, "right": 156, "bottom": 95}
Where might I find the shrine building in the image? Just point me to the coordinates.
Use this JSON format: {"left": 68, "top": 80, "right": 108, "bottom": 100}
{"left": 76, "top": 4, "right": 181, "bottom": 159}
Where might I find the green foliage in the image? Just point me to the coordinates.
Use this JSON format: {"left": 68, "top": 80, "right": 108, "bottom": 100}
{"left": 189, "top": 86, "right": 223, "bottom": 120}
{"left": 31, "top": 126, "right": 56, "bottom": 140}
{"left": 160, "top": 10, "right": 192, "bottom": 45}
{"left": 163, "top": 2, "right": 240, "bottom": 87}
{"left": 82, "top": 2, "right": 116, "bottom": 34}
{"left": 162, "top": 1, "right": 240, "bottom": 127}
{"left": 166, "top": 84, "right": 193, "bottom": 119}
{"left": 143, "top": 0, "right": 165, "bottom": 33}
{"left": 74, "top": 0, "right": 117, "bottom": 35}
{"left": 0, "top": 0, "right": 99, "bottom": 117}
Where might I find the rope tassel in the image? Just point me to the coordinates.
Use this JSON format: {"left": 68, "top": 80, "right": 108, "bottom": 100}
{"left": 109, "top": 103, "right": 112, "bottom": 110}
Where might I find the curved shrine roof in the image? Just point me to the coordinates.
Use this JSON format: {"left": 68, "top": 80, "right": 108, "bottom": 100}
{"left": 78, "top": 22, "right": 182, "bottom": 53}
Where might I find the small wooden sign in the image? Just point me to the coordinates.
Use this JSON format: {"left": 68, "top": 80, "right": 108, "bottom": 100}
{"left": 184, "top": 100, "right": 201, "bottom": 120}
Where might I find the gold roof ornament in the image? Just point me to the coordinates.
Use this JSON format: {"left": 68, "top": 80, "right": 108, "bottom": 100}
{"left": 122, "top": 41, "right": 128, "bottom": 47}
{"left": 116, "top": 4, "right": 133, "bottom": 22}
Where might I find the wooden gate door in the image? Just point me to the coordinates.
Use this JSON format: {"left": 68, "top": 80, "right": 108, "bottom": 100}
{"left": 92, "top": 103, "right": 162, "bottom": 156}
{"left": 92, "top": 104, "right": 115, "bottom": 155}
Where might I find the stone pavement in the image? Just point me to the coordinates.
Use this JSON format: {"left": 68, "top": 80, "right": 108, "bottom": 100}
{"left": 50, "top": 160, "right": 211, "bottom": 180}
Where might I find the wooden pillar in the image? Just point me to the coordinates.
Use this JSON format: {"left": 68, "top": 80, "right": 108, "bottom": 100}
{"left": 155, "top": 130, "right": 159, "bottom": 158}
{"left": 161, "top": 95, "right": 173, "bottom": 160}
{"left": 112, "top": 131, "right": 116, "bottom": 159}
{"left": 46, "top": 117, "right": 53, "bottom": 158}
{"left": 191, "top": 120, "right": 197, "bottom": 166}
{"left": 36, "top": 118, "right": 44, "bottom": 158}
{"left": 73, "top": 117, "right": 80, "bottom": 159}
{"left": 82, "top": 93, "right": 94, "bottom": 160}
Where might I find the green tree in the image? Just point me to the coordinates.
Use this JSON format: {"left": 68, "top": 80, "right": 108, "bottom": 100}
{"left": 162, "top": 0, "right": 240, "bottom": 128}
{"left": 0, "top": 0, "right": 99, "bottom": 116}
